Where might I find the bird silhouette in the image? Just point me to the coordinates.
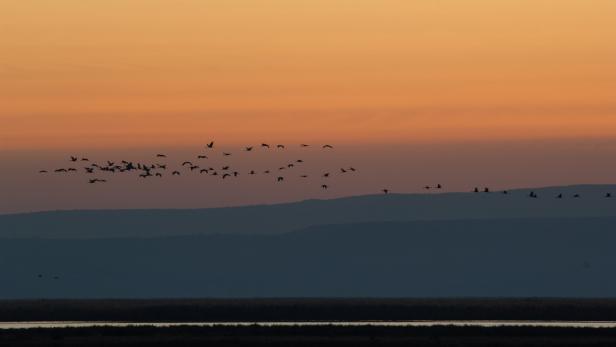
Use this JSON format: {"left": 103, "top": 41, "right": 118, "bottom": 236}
{"left": 222, "top": 173, "right": 231, "bottom": 179}
{"left": 172, "top": 171, "right": 181, "bottom": 176}
{"left": 484, "top": 188, "right": 490, "bottom": 193}
{"left": 85, "top": 168, "right": 94, "bottom": 174}
{"left": 277, "top": 176, "right": 284, "bottom": 182}
{"left": 502, "top": 190, "right": 509, "bottom": 194}
{"left": 233, "top": 171, "right": 239, "bottom": 177}
{"left": 574, "top": 194, "right": 581, "bottom": 198}
{"left": 197, "top": 155, "right": 208, "bottom": 159}
{"left": 245, "top": 147, "right": 253, "bottom": 151}
{"left": 301, "top": 144, "right": 310, "bottom": 147}
{"left": 349, "top": 167, "right": 356, "bottom": 172}
{"left": 222, "top": 166, "right": 230, "bottom": 170}
{"left": 155, "top": 173, "right": 163, "bottom": 177}
{"left": 606, "top": 193, "right": 612, "bottom": 198}
{"left": 323, "top": 144, "right": 334, "bottom": 149}
{"left": 288, "top": 164, "right": 294, "bottom": 168}
{"left": 383, "top": 189, "right": 389, "bottom": 194}
{"left": 55, "top": 168, "right": 67, "bottom": 173}
{"left": 436, "top": 184, "right": 442, "bottom": 189}
{"left": 261, "top": 143, "right": 270, "bottom": 148}
{"left": 223, "top": 152, "right": 232, "bottom": 156}
{"left": 200, "top": 169, "right": 209, "bottom": 174}
{"left": 557, "top": 193, "right": 563, "bottom": 199}
{"left": 70, "top": 156, "right": 78, "bottom": 162}
{"left": 340, "top": 168, "right": 347, "bottom": 173}
{"left": 300, "top": 175, "right": 308, "bottom": 178}
{"left": 207, "top": 141, "right": 214, "bottom": 149}
{"left": 89, "top": 178, "right": 107, "bottom": 184}
{"left": 264, "top": 170, "right": 271, "bottom": 174}
{"left": 321, "top": 184, "right": 328, "bottom": 189}
{"left": 424, "top": 186, "right": 431, "bottom": 190}
{"left": 81, "top": 158, "right": 89, "bottom": 162}
{"left": 68, "top": 168, "right": 77, "bottom": 172}
{"left": 529, "top": 191, "right": 538, "bottom": 198}
{"left": 156, "top": 154, "right": 167, "bottom": 158}
{"left": 249, "top": 170, "right": 256, "bottom": 175}
{"left": 182, "top": 161, "right": 193, "bottom": 166}
{"left": 323, "top": 173, "right": 330, "bottom": 178}
{"left": 277, "top": 145, "right": 285, "bottom": 149}
{"left": 190, "top": 165, "right": 199, "bottom": 171}
{"left": 296, "top": 159, "right": 304, "bottom": 163}
{"left": 474, "top": 187, "right": 479, "bottom": 193}
{"left": 39, "top": 170, "right": 48, "bottom": 173}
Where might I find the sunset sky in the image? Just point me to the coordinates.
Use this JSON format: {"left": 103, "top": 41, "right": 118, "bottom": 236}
{"left": 2, "top": 1, "right": 616, "bottom": 213}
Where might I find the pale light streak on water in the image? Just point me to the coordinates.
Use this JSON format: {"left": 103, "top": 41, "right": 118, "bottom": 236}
{"left": 2, "top": 321, "right": 616, "bottom": 329}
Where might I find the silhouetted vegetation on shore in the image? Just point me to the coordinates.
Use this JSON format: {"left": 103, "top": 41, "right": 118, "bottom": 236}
{"left": 2, "top": 325, "right": 616, "bottom": 346}
{"left": 3, "top": 299, "right": 616, "bottom": 322}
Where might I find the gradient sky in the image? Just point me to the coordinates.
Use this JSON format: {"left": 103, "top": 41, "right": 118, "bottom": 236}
{"left": 2, "top": 1, "right": 616, "bottom": 213}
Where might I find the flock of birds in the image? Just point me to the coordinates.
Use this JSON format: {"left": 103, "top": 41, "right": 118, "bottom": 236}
{"left": 37, "top": 142, "right": 366, "bottom": 192}
{"left": 472, "top": 187, "right": 612, "bottom": 199}
{"left": 37, "top": 139, "right": 614, "bottom": 198}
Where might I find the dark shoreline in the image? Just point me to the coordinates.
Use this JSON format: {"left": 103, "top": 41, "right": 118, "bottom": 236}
{"left": 2, "top": 325, "right": 616, "bottom": 346}
{"left": 3, "top": 298, "right": 616, "bottom": 322}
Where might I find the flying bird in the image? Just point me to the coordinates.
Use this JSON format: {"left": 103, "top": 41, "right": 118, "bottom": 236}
{"left": 383, "top": 189, "right": 389, "bottom": 194}
{"left": 321, "top": 184, "right": 329, "bottom": 189}
{"left": 156, "top": 154, "right": 167, "bottom": 158}
{"left": 323, "top": 144, "right": 334, "bottom": 149}
{"left": 323, "top": 173, "right": 330, "bottom": 178}
{"left": 223, "top": 152, "right": 232, "bottom": 156}
{"left": 197, "top": 155, "right": 208, "bottom": 159}
{"left": 261, "top": 143, "right": 270, "bottom": 148}
{"left": 172, "top": 171, "right": 181, "bottom": 176}
{"left": 277, "top": 145, "right": 285, "bottom": 149}
{"left": 245, "top": 147, "right": 253, "bottom": 151}
{"left": 301, "top": 144, "right": 310, "bottom": 147}
{"left": 277, "top": 176, "right": 284, "bottom": 182}
{"left": 89, "top": 178, "right": 107, "bottom": 184}
{"left": 222, "top": 173, "right": 231, "bottom": 179}
{"left": 206, "top": 141, "right": 215, "bottom": 149}
{"left": 39, "top": 170, "right": 48, "bottom": 173}
{"left": 70, "top": 156, "right": 78, "bottom": 162}
{"left": 182, "top": 161, "right": 193, "bottom": 166}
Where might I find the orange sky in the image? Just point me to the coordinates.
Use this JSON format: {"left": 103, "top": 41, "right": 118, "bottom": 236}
{"left": 2, "top": 0, "right": 616, "bottom": 150}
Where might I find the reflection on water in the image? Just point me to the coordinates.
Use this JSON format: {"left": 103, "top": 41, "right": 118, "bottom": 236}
{"left": 2, "top": 321, "right": 616, "bottom": 329}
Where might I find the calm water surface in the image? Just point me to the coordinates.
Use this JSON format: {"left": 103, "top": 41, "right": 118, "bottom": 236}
{"left": 2, "top": 321, "right": 616, "bottom": 329}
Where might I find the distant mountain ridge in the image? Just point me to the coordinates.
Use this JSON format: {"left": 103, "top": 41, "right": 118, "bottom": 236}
{"left": 2, "top": 216, "right": 616, "bottom": 298}
{"left": 1, "top": 184, "right": 615, "bottom": 239}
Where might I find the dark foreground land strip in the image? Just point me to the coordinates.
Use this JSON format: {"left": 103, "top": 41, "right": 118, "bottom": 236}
{"left": 3, "top": 298, "right": 616, "bottom": 322}
{"left": 2, "top": 325, "right": 616, "bottom": 347}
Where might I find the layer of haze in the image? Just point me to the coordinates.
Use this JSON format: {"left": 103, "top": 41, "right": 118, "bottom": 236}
{"left": 2, "top": 1, "right": 616, "bottom": 213}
